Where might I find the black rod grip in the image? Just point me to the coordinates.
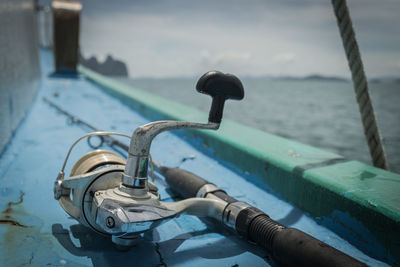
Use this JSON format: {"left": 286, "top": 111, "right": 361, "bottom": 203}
{"left": 271, "top": 227, "right": 366, "bottom": 267}
{"left": 160, "top": 167, "right": 209, "bottom": 198}
{"left": 244, "top": 212, "right": 367, "bottom": 267}
{"left": 161, "top": 166, "right": 237, "bottom": 203}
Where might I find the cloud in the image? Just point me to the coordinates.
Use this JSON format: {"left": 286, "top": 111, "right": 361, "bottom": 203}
{"left": 272, "top": 53, "right": 296, "bottom": 64}
{"left": 200, "top": 50, "right": 251, "bottom": 65}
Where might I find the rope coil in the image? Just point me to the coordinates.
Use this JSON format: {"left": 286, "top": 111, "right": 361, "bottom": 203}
{"left": 331, "top": 0, "right": 389, "bottom": 170}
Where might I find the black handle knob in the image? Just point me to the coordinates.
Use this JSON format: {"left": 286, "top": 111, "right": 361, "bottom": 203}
{"left": 196, "top": 71, "right": 244, "bottom": 123}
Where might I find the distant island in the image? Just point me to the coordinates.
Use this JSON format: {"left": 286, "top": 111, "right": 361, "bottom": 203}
{"left": 275, "top": 74, "right": 348, "bottom": 82}
{"left": 369, "top": 77, "right": 400, "bottom": 84}
{"left": 79, "top": 53, "right": 128, "bottom": 76}
{"left": 242, "top": 74, "right": 349, "bottom": 82}
{"left": 248, "top": 74, "right": 400, "bottom": 84}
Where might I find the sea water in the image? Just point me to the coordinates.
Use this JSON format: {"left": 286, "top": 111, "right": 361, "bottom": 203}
{"left": 120, "top": 78, "right": 400, "bottom": 173}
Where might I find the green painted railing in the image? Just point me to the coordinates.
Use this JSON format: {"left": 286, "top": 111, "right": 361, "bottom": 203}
{"left": 79, "top": 65, "right": 400, "bottom": 263}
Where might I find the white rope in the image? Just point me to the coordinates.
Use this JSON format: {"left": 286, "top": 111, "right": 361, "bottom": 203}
{"left": 331, "top": 0, "right": 389, "bottom": 170}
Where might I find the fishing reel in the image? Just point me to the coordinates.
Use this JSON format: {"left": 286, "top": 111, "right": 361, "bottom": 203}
{"left": 53, "top": 71, "right": 245, "bottom": 246}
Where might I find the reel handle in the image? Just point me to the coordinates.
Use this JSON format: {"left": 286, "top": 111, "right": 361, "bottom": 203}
{"left": 196, "top": 71, "right": 244, "bottom": 123}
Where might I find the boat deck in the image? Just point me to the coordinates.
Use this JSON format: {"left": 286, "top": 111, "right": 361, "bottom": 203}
{"left": 0, "top": 50, "right": 389, "bottom": 266}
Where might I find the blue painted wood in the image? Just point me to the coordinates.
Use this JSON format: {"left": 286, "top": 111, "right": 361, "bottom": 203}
{"left": 0, "top": 50, "right": 388, "bottom": 266}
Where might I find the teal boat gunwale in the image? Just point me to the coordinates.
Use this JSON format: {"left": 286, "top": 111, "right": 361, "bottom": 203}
{"left": 78, "top": 65, "right": 400, "bottom": 264}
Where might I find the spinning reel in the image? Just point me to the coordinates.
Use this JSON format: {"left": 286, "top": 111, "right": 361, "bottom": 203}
{"left": 53, "top": 71, "right": 244, "bottom": 246}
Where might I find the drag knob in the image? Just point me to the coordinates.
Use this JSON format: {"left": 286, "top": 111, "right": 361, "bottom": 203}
{"left": 196, "top": 71, "right": 244, "bottom": 123}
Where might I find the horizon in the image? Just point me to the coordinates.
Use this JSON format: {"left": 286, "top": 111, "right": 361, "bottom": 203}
{"left": 86, "top": 56, "right": 398, "bottom": 81}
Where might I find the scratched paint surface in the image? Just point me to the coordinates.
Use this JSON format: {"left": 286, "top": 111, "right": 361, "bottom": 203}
{"left": 0, "top": 50, "right": 388, "bottom": 266}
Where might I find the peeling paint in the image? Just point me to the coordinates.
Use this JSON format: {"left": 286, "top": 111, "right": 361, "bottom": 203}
{"left": 0, "top": 191, "right": 29, "bottom": 228}
{"left": 2, "top": 191, "right": 24, "bottom": 215}
{"left": 0, "top": 219, "right": 29, "bottom": 228}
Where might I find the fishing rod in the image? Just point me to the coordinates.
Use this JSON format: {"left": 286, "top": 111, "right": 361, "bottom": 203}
{"left": 50, "top": 71, "right": 365, "bottom": 266}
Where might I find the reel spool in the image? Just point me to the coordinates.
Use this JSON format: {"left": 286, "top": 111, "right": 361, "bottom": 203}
{"left": 70, "top": 150, "right": 126, "bottom": 176}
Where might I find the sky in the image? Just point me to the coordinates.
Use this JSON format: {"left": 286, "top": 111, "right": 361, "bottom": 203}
{"left": 79, "top": 0, "right": 400, "bottom": 78}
